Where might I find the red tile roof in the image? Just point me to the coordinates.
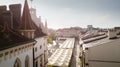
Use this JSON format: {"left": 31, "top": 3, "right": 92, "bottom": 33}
{"left": 19, "top": 0, "right": 35, "bottom": 30}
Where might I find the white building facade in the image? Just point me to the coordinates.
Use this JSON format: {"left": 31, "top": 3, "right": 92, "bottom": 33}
{"left": 0, "top": 42, "right": 35, "bottom": 67}
{"left": 29, "top": 5, "right": 48, "bottom": 67}
{"left": 80, "top": 27, "right": 120, "bottom": 67}
{"left": 34, "top": 37, "right": 48, "bottom": 67}
{"left": 0, "top": 0, "right": 48, "bottom": 67}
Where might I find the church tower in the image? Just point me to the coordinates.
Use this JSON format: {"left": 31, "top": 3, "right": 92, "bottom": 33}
{"left": 19, "top": 0, "right": 35, "bottom": 39}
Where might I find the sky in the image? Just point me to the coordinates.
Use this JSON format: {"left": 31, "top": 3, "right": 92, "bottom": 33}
{"left": 0, "top": 0, "right": 120, "bottom": 29}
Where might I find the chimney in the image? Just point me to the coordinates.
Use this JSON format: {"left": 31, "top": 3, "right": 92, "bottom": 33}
{"left": 0, "top": 6, "right": 7, "bottom": 25}
{"left": 108, "top": 28, "right": 117, "bottom": 39}
{"left": 9, "top": 4, "right": 21, "bottom": 29}
{"left": 0, "top": 6, "right": 7, "bottom": 13}
{"left": 2, "top": 11, "right": 13, "bottom": 29}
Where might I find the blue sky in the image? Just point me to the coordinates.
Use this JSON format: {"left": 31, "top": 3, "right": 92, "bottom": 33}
{"left": 0, "top": 0, "right": 120, "bottom": 29}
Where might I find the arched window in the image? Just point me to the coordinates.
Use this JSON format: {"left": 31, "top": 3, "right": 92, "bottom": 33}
{"left": 25, "top": 55, "right": 29, "bottom": 67}
{"left": 14, "top": 58, "right": 21, "bottom": 67}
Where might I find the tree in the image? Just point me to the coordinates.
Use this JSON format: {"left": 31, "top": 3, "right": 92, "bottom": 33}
{"left": 49, "top": 32, "right": 56, "bottom": 40}
{"left": 47, "top": 36, "right": 53, "bottom": 44}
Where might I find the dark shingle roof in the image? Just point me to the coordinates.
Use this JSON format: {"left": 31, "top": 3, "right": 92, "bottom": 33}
{"left": 0, "top": 23, "right": 35, "bottom": 51}
{"left": 33, "top": 22, "right": 46, "bottom": 38}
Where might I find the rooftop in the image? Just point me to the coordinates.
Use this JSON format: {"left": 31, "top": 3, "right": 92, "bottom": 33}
{"left": 48, "top": 38, "right": 75, "bottom": 66}
{"left": 82, "top": 35, "right": 120, "bottom": 50}
{"left": 0, "top": 22, "right": 35, "bottom": 51}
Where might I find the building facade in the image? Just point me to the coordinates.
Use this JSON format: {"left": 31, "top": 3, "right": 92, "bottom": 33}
{"left": 80, "top": 27, "right": 120, "bottom": 67}
{"left": 34, "top": 37, "right": 48, "bottom": 67}
{"left": 29, "top": 4, "right": 48, "bottom": 67}
{"left": 0, "top": 0, "right": 48, "bottom": 67}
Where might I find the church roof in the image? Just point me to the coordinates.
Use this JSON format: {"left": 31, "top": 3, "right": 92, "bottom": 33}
{"left": 0, "top": 22, "right": 35, "bottom": 51}
{"left": 19, "top": 0, "right": 35, "bottom": 30}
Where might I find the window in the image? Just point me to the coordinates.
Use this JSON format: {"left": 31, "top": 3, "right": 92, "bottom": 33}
{"left": 25, "top": 55, "right": 29, "bottom": 67}
{"left": 40, "top": 45, "right": 42, "bottom": 49}
{"left": 35, "top": 47, "right": 37, "bottom": 52}
{"left": 35, "top": 61, "right": 38, "bottom": 67}
{"left": 14, "top": 58, "right": 21, "bottom": 67}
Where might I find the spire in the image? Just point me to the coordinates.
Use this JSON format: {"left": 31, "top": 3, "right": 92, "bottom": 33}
{"left": 45, "top": 19, "right": 48, "bottom": 35}
{"left": 19, "top": 0, "right": 35, "bottom": 39}
{"left": 19, "top": 0, "right": 35, "bottom": 30}
{"left": 45, "top": 19, "right": 47, "bottom": 28}
{"left": 45, "top": 19, "right": 47, "bottom": 31}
